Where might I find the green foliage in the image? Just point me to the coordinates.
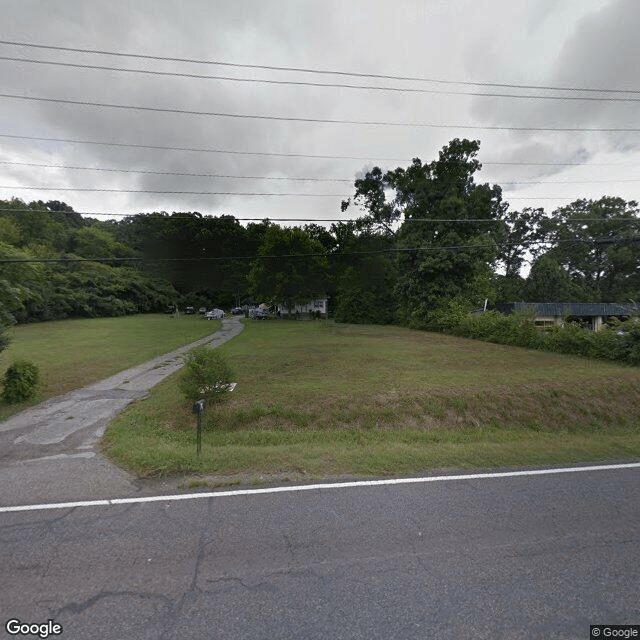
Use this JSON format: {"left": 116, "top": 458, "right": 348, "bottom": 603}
{"left": 493, "top": 273, "right": 526, "bottom": 303}
{"left": 538, "top": 197, "right": 640, "bottom": 301}
{"left": 248, "top": 225, "right": 329, "bottom": 310}
{"left": 0, "top": 200, "right": 180, "bottom": 323}
{"left": 524, "top": 254, "right": 585, "bottom": 302}
{"left": 68, "top": 226, "right": 136, "bottom": 260}
{"left": 332, "top": 223, "right": 397, "bottom": 324}
{"left": 342, "top": 139, "right": 505, "bottom": 324}
{"left": 457, "top": 311, "right": 540, "bottom": 348}
{"left": 119, "top": 212, "right": 261, "bottom": 298}
{"left": 542, "top": 318, "right": 640, "bottom": 366}
{"left": 3, "top": 163, "right": 640, "bottom": 333}
{"left": 334, "top": 280, "right": 395, "bottom": 324}
{"left": 1, "top": 359, "right": 40, "bottom": 404}
{"left": 495, "top": 207, "right": 546, "bottom": 277}
{"left": 0, "top": 217, "right": 21, "bottom": 244}
{"left": 178, "top": 346, "right": 235, "bottom": 406}
{"left": 428, "top": 304, "right": 540, "bottom": 348}
{"left": 433, "top": 306, "right": 640, "bottom": 367}
{"left": 424, "top": 298, "right": 477, "bottom": 332}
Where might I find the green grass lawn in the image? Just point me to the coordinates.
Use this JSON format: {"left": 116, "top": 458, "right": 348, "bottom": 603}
{"left": 103, "top": 319, "right": 640, "bottom": 479}
{"left": 0, "top": 314, "right": 221, "bottom": 420}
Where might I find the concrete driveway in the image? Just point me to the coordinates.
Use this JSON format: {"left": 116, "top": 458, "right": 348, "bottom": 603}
{"left": 0, "top": 316, "right": 244, "bottom": 507}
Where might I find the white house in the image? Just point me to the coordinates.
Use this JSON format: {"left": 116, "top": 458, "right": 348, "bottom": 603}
{"left": 276, "top": 297, "right": 328, "bottom": 317}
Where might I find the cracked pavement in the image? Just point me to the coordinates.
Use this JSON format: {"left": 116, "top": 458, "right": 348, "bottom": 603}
{"left": 0, "top": 316, "right": 244, "bottom": 508}
{"left": 0, "top": 467, "right": 638, "bottom": 639}
{"left": 0, "top": 316, "right": 638, "bottom": 638}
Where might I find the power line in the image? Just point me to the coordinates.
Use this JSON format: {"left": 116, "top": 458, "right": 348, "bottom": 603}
{"left": 0, "top": 161, "right": 351, "bottom": 182}
{"left": 2, "top": 159, "right": 640, "bottom": 186}
{"left": 0, "top": 133, "right": 635, "bottom": 167}
{"left": 1, "top": 186, "right": 627, "bottom": 200}
{"left": 0, "top": 186, "right": 346, "bottom": 196}
{"left": 0, "top": 133, "right": 397, "bottom": 161}
{"left": 1, "top": 39, "right": 638, "bottom": 95}
{"left": 1, "top": 55, "right": 639, "bottom": 103}
{"left": 2, "top": 92, "right": 640, "bottom": 132}
{"left": 0, "top": 237, "right": 631, "bottom": 265}
{"left": 2, "top": 208, "right": 638, "bottom": 224}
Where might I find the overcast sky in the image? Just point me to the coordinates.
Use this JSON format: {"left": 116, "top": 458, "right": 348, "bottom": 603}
{"left": 1, "top": 0, "right": 639, "bottom": 225}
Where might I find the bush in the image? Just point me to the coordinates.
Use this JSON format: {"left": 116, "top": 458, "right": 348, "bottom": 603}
{"left": 178, "top": 346, "right": 235, "bottom": 406}
{"left": 2, "top": 359, "right": 40, "bottom": 404}
{"left": 454, "top": 311, "right": 540, "bottom": 348}
{"left": 430, "top": 304, "right": 540, "bottom": 349}
{"left": 436, "top": 308, "right": 640, "bottom": 367}
{"left": 425, "top": 298, "right": 476, "bottom": 333}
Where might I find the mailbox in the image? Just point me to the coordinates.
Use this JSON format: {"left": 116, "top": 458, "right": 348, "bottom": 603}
{"left": 192, "top": 399, "right": 207, "bottom": 415}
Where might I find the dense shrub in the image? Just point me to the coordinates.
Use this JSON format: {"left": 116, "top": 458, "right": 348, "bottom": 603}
{"left": 428, "top": 302, "right": 540, "bottom": 349}
{"left": 453, "top": 311, "right": 540, "bottom": 348}
{"left": 435, "top": 306, "right": 640, "bottom": 367}
{"left": 425, "top": 299, "right": 475, "bottom": 333}
{"left": 1, "top": 359, "right": 40, "bottom": 404}
{"left": 178, "top": 346, "right": 235, "bottom": 406}
{"left": 541, "top": 323, "right": 591, "bottom": 357}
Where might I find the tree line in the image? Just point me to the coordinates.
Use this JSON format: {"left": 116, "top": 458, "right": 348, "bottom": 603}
{"left": 1, "top": 138, "right": 640, "bottom": 343}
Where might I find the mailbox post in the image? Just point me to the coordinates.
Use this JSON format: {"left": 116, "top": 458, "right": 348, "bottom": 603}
{"left": 192, "top": 398, "right": 207, "bottom": 456}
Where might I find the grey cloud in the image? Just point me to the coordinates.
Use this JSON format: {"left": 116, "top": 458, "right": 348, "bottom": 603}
{"left": 472, "top": 0, "right": 640, "bottom": 159}
{"left": 1, "top": 0, "right": 637, "bottom": 219}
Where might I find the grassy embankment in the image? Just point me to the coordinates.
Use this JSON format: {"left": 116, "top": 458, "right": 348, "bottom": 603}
{"left": 102, "top": 319, "right": 640, "bottom": 479}
{"left": 0, "top": 314, "right": 221, "bottom": 420}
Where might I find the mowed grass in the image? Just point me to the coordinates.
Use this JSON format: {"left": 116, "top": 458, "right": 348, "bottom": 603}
{"left": 103, "top": 320, "right": 640, "bottom": 478}
{"left": 0, "top": 314, "right": 221, "bottom": 420}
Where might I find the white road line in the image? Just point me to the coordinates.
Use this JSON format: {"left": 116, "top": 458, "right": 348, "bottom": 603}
{"left": 1, "top": 462, "right": 639, "bottom": 514}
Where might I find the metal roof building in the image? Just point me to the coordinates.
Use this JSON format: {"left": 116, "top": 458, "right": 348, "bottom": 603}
{"left": 498, "top": 302, "right": 640, "bottom": 330}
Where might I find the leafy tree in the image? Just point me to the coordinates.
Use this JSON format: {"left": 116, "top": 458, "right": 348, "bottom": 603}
{"left": 524, "top": 253, "right": 584, "bottom": 302}
{"left": 495, "top": 207, "right": 546, "bottom": 277}
{"left": 541, "top": 197, "right": 640, "bottom": 301}
{"left": 493, "top": 272, "right": 527, "bottom": 303}
{"left": 342, "top": 139, "right": 505, "bottom": 325}
{"left": 330, "top": 220, "right": 397, "bottom": 324}
{"left": 0, "top": 240, "right": 46, "bottom": 324}
{"left": 491, "top": 207, "right": 546, "bottom": 303}
{"left": 68, "top": 227, "right": 137, "bottom": 261}
{"left": 0, "top": 199, "right": 180, "bottom": 323}
{"left": 248, "top": 225, "right": 329, "bottom": 313}
{"left": 116, "top": 212, "right": 259, "bottom": 306}
{"left": 0, "top": 217, "right": 21, "bottom": 245}
{"left": 1, "top": 199, "right": 81, "bottom": 251}
{"left": 304, "top": 223, "right": 337, "bottom": 252}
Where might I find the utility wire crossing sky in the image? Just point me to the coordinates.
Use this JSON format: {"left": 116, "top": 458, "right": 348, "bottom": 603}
{"left": 1, "top": 0, "right": 639, "bottom": 221}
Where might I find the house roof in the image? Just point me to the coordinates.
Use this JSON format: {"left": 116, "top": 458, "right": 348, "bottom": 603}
{"left": 501, "top": 302, "right": 640, "bottom": 317}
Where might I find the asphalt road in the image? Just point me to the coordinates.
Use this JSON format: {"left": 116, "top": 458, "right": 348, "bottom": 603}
{"left": 1, "top": 465, "right": 638, "bottom": 639}
{"left": 1, "top": 317, "right": 638, "bottom": 638}
{"left": 0, "top": 316, "right": 244, "bottom": 507}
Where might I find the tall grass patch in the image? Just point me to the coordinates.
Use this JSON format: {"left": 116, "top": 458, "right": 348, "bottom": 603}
{"left": 0, "top": 314, "right": 221, "bottom": 419}
{"left": 103, "top": 320, "right": 640, "bottom": 477}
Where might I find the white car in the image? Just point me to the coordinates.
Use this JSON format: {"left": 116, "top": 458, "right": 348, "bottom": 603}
{"left": 204, "top": 309, "right": 225, "bottom": 320}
